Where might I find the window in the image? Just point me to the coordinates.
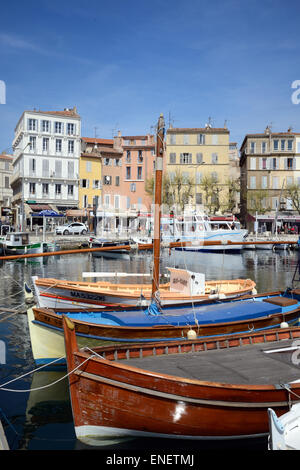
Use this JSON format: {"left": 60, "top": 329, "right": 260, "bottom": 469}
{"left": 42, "top": 120, "right": 50, "bottom": 132}
{"left": 29, "top": 136, "right": 36, "bottom": 151}
{"left": 103, "top": 175, "right": 112, "bottom": 185}
{"left": 195, "top": 193, "right": 202, "bottom": 204}
{"left": 114, "top": 158, "right": 121, "bottom": 166}
{"left": 114, "top": 195, "right": 120, "bottom": 209}
{"left": 211, "top": 153, "right": 218, "bottom": 164}
{"left": 126, "top": 167, "right": 131, "bottom": 179}
{"left": 126, "top": 196, "right": 130, "bottom": 209}
{"left": 104, "top": 195, "right": 110, "bottom": 207}
{"left": 250, "top": 158, "right": 256, "bottom": 170}
{"left": 42, "top": 159, "right": 49, "bottom": 177}
{"left": 4, "top": 176, "right": 9, "bottom": 189}
{"left": 130, "top": 183, "right": 136, "bottom": 192}
{"left": 273, "top": 140, "right": 279, "bottom": 151}
{"left": 103, "top": 158, "right": 110, "bottom": 166}
{"left": 281, "top": 140, "right": 285, "bottom": 151}
{"left": 43, "top": 137, "right": 49, "bottom": 152}
{"left": 288, "top": 140, "right": 293, "bottom": 151}
{"left": 29, "top": 182, "right": 36, "bottom": 194}
{"left": 211, "top": 172, "right": 218, "bottom": 182}
{"left": 170, "top": 134, "right": 176, "bottom": 145}
{"left": 261, "top": 142, "right": 267, "bottom": 153}
{"left": 68, "top": 140, "right": 74, "bottom": 154}
{"left": 86, "top": 161, "right": 92, "bottom": 172}
{"left": 68, "top": 185, "right": 74, "bottom": 195}
{"left": 250, "top": 176, "right": 256, "bottom": 189}
{"left": 212, "top": 135, "right": 218, "bottom": 145}
{"left": 272, "top": 176, "right": 279, "bottom": 189}
{"left": 137, "top": 166, "right": 142, "bottom": 180}
{"left": 42, "top": 183, "right": 49, "bottom": 195}
{"left": 249, "top": 142, "right": 256, "bottom": 154}
{"left": 138, "top": 150, "right": 143, "bottom": 162}
{"left": 261, "top": 176, "right": 268, "bottom": 189}
{"left": 55, "top": 122, "right": 63, "bottom": 134}
{"left": 81, "top": 179, "right": 88, "bottom": 188}
{"left": 55, "top": 184, "right": 61, "bottom": 195}
{"left": 67, "top": 123, "right": 75, "bottom": 135}
{"left": 169, "top": 153, "right": 176, "bottom": 164}
{"left": 183, "top": 134, "right": 189, "bottom": 145}
{"left": 286, "top": 158, "right": 294, "bottom": 169}
{"left": 180, "top": 153, "right": 192, "bottom": 164}
{"left": 56, "top": 139, "right": 62, "bottom": 153}
{"left": 286, "top": 176, "right": 293, "bottom": 186}
{"left": 115, "top": 176, "right": 120, "bottom": 186}
{"left": 196, "top": 153, "right": 203, "bottom": 164}
{"left": 55, "top": 160, "right": 62, "bottom": 177}
{"left": 272, "top": 158, "right": 278, "bottom": 170}
{"left": 126, "top": 151, "right": 131, "bottom": 162}
{"left": 195, "top": 172, "right": 202, "bottom": 184}
{"left": 261, "top": 157, "right": 267, "bottom": 170}
{"left": 29, "top": 158, "right": 36, "bottom": 174}
{"left": 93, "top": 180, "right": 100, "bottom": 189}
{"left": 28, "top": 119, "right": 37, "bottom": 131}
{"left": 197, "top": 134, "right": 205, "bottom": 144}
{"left": 68, "top": 161, "right": 74, "bottom": 178}
{"left": 83, "top": 195, "right": 88, "bottom": 208}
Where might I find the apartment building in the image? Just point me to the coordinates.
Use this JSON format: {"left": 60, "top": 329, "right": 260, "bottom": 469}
{"left": 0, "top": 152, "right": 13, "bottom": 221}
{"left": 113, "top": 132, "right": 156, "bottom": 213}
{"left": 239, "top": 126, "right": 300, "bottom": 228}
{"left": 166, "top": 125, "right": 230, "bottom": 213}
{"left": 11, "top": 107, "right": 81, "bottom": 228}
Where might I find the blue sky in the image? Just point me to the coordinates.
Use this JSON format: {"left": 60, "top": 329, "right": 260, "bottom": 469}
{"left": 1, "top": 0, "right": 300, "bottom": 151}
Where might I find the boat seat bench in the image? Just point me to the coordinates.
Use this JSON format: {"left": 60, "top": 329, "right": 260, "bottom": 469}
{"left": 263, "top": 297, "right": 298, "bottom": 307}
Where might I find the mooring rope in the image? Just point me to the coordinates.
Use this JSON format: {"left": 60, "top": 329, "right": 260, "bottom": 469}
{"left": 0, "top": 354, "right": 95, "bottom": 393}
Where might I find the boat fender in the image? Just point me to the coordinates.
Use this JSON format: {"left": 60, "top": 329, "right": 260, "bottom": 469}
{"left": 187, "top": 329, "right": 197, "bottom": 340}
{"left": 218, "top": 293, "right": 226, "bottom": 299}
{"left": 252, "top": 288, "right": 257, "bottom": 295}
{"left": 209, "top": 293, "right": 219, "bottom": 299}
{"left": 280, "top": 322, "right": 289, "bottom": 328}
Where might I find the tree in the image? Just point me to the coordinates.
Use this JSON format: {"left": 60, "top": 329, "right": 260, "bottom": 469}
{"left": 247, "top": 190, "right": 270, "bottom": 214}
{"left": 285, "top": 184, "right": 300, "bottom": 214}
{"left": 199, "top": 174, "right": 220, "bottom": 214}
{"left": 224, "top": 177, "right": 240, "bottom": 213}
{"left": 145, "top": 169, "right": 194, "bottom": 213}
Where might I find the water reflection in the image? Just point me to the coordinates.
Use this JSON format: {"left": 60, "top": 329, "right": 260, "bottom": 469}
{"left": 0, "top": 248, "right": 299, "bottom": 449}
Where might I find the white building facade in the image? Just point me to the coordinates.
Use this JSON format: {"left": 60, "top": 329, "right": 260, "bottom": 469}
{"left": 11, "top": 107, "right": 81, "bottom": 228}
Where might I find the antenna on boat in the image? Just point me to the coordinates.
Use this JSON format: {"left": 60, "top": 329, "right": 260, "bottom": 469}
{"left": 151, "top": 113, "right": 165, "bottom": 300}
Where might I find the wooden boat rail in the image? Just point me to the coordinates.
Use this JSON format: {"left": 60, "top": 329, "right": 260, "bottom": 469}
{"left": 78, "top": 325, "right": 300, "bottom": 363}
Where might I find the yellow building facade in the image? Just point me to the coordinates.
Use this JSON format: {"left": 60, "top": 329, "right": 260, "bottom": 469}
{"left": 79, "top": 152, "right": 102, "bottom": 211}
{"left": 166, "top": 126, "right": 231, "bottom": 213}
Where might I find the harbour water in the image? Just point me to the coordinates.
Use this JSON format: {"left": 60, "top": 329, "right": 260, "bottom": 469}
{"left": 0, "top": 247, "right": 299, "bottom": 451}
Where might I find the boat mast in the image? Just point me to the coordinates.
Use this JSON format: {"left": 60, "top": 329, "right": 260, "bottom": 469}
{"left": 152, "top": 113, "right": 165, "bottom": 298}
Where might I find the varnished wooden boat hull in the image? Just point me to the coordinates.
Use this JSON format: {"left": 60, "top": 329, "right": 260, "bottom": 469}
{"left": 63, "top": 319, "right": 300, "bottom": 443}
{"left": 32, "top": 276, "right": 256, "bottom": 308}
{"left": 28, "top": 291, "right": 300, "bottom": 365}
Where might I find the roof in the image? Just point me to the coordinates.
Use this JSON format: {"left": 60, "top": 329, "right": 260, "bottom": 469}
{"left": 0, "top": 153, "right": 13, "bottom": 161}
{"left": 240, "top": 130, "right": 300, "bottom": 150}
{"left": 82, "top": 137, "right": 114, "bottom": 145}
{"left": 167, "top": 127, "right": 229, "bottom": 134}
{"left": 122, "top": 135, "right": 153, "bottom": 140}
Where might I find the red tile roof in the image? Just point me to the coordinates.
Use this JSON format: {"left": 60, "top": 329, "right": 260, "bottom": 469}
{"left": 82, "top": 137, "right": 114, "bottom": 145}
{"left": 27, "top": 107, "right": 79, "bottom": 117}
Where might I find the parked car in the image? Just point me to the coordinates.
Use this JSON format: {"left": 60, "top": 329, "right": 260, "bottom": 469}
{"left": 55, "top": 222, "right": 88, "bottom": 235}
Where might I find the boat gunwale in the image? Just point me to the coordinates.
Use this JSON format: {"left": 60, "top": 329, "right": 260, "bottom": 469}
{"left": 69, "top": 325, "right": 300, "bottom": 394}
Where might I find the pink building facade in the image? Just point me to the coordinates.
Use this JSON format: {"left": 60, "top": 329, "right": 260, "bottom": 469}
{"left": 113, "top": 133, "right": 156, "bottom": 214}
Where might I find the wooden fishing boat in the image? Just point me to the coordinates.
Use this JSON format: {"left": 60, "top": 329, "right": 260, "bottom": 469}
{"left": 63, "top": 316, "right": 300, "bottom": 445}
{"left": 32, "top": 271, "right": 257, "bottom": 309}
{"left": 26, "top": 282, "right": 300, "bottom": 365}
{"left": 88, "top": 237, "right": 130, "bottom": 259}
{"left": 3, "top": 232, "right": 46, "bottom": 256}
{"left": 268, "top": 403, "right": 300, "bottom": 450}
